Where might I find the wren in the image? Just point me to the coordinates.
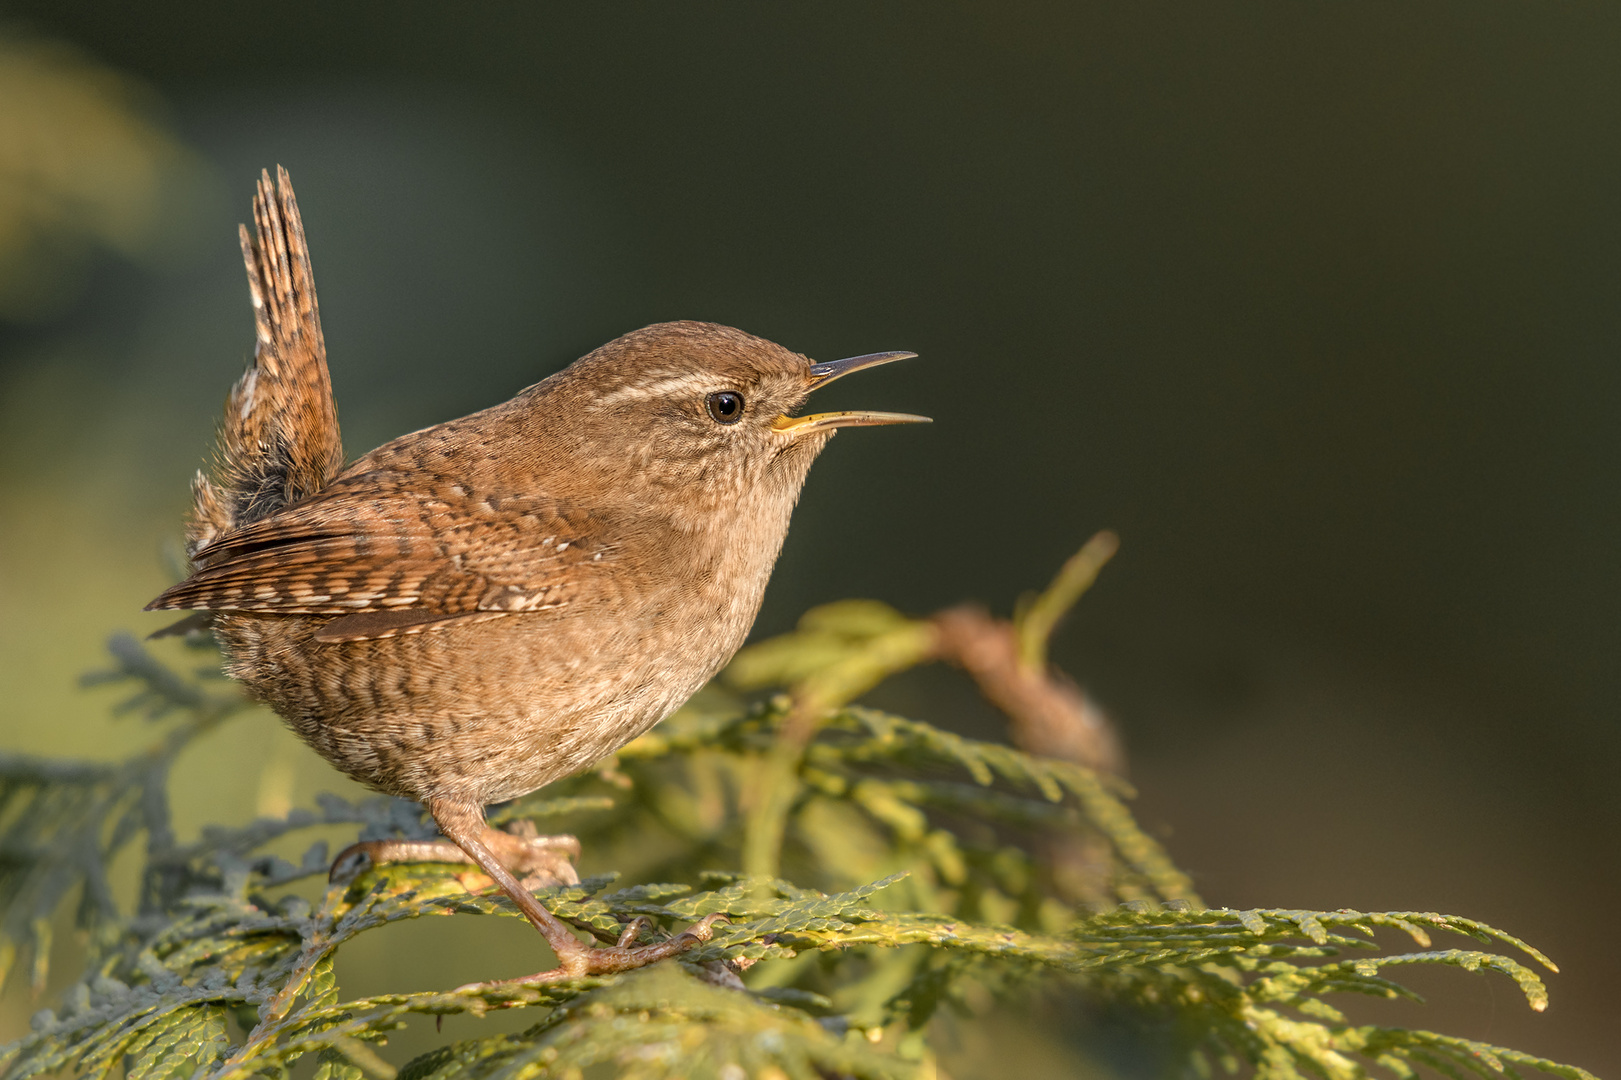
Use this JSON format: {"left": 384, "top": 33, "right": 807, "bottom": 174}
{"left": 146, "top": 168, "right": 926, "bottom": 983}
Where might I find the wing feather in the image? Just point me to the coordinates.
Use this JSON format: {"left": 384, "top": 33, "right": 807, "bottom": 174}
{"left": 149, "top": 476, "right": 613, "bottom": 627}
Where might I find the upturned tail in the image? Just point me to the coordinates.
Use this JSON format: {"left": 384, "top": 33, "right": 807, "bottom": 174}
{"left": 188, "top": 166, "right": 344, "bottom": 556}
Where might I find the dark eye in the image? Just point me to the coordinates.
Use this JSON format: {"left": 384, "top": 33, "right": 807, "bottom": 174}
{"left": 706, "top": 390, "right": 745, "bottom": 424}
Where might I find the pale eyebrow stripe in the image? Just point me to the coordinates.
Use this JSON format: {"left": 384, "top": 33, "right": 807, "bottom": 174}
{"left": 594, "top": 373, "right": 716, "bottom": 405}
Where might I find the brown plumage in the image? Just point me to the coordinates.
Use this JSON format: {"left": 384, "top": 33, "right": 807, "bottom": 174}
{"left": 189, "top": 167, "right": 343, "bottom": 552}
{"left": 148, "top": 168, "right": 926, "bottom": 984}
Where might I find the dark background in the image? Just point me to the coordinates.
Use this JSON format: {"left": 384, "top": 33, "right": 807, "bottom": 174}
{"left": 0, "top": 3, "right": 1615, "bottom": 1074}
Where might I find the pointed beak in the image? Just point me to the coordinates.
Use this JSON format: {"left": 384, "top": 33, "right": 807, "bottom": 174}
{"left": 774, "top": 350, "right": 929, "bottom": 437}
{"left": 771, "top": 410, "right": 932, "bottom": 435}
{"left": 807, "top": 350, "right": 918, "bottom": 388}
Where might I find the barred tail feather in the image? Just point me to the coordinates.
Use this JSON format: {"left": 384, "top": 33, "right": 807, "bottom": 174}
{"left": 188, "top": 166, "right": 343, "bottom": 555}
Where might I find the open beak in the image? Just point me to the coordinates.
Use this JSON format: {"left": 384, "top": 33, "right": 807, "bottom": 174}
{"left": 773, "top": 351, "right": 930, "bottom": 436}
{"left": 808, "top": 350, "right": 918, "bottom": 388}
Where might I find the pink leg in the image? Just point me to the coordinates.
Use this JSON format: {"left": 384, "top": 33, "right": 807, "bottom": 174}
{"left": 427, "top": 797, "right": 726, "bottom": 986}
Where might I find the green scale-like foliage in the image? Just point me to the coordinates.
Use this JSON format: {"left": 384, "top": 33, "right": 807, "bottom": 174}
{"left": 0, "top": 572, "right": 1601, "bottom": 1080}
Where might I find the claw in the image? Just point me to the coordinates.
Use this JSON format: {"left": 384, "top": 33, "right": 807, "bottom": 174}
{"left": 328, "top": 845, "right": 375, "bottom": 883}
{"left": 676, "top": 912, "right": 730, "bottom": 944}
{"left": 454, "top": 913, "right": 734, "bottom": 990}
{"left": 615, "top": 916, "right": 654, "bottom": 949}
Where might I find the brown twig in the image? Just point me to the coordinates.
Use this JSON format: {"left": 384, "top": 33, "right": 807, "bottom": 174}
{"left": 931, "top": 531, "right": 1125, "bottom": 907}
{"left": 931, "top": 530, "right": 1124, "bottom": 775}
{"left": 932, "top": 603, "right": 1123, "bottom": 774}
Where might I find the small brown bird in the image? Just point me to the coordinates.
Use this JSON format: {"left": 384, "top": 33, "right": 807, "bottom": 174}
{"left": 147, "top": 168, "right": 926, "bottom": 984}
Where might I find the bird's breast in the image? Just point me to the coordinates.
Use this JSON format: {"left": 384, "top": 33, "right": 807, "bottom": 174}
{"left": 224, "top": 486, "right": 802, "bottom": 806}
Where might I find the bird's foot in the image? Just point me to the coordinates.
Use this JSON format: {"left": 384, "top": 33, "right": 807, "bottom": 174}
{"left": 330, "top": 821, "right": 580, "bottom": 888}
{"left": 423, "top": 797, "right": 725, "bottom": 991}
{"left": 455, "top": 912, "right": 730, "bottom": 990}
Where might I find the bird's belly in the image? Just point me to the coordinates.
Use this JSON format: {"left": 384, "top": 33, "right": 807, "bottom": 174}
{"left": 217, "top": 601, "right": 745, "bottom": 806}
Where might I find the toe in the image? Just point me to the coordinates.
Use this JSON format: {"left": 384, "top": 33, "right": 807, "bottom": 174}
{"left": 328, "top": 843, "right": 375, "bottom": 883}
{"left": 615, "top": 916, "right": 654, "bottom": 948}
{"left": 677, "top": 912, "right": 730, "bottom": 943}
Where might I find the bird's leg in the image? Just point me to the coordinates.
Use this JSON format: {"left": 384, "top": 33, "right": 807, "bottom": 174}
{"left": 428, "top": 797, "right": 727, "bottom": 986}
{"left": 330, "top": 818, "right": 581, "bottom": 889}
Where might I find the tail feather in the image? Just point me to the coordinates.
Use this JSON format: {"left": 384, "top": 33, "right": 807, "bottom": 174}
{"left": 189, "top": 166, "right": 343, "bottom": 554}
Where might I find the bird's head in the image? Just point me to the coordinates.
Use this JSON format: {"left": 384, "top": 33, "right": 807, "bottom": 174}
{"left": 529, "top": 321, "right": 927, "bottom": 522}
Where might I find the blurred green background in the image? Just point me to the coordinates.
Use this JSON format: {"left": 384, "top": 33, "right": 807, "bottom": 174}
{"left": 0, "top": 3, "right": 1616, "bottom": 1075}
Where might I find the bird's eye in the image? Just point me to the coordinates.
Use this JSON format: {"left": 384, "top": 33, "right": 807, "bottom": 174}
{"left": 706, "top": 390, "right": 745, "bottom": 424}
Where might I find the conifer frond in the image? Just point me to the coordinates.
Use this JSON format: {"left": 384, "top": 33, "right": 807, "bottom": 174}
{"left": 0, "top": 635, "right": 254, "bottom": 995}
{"left": 0, "top": 578, "right": 1600, "bottom": 1080}
{"left": 396, "top": 964, "right": 917, "bottom": 1080}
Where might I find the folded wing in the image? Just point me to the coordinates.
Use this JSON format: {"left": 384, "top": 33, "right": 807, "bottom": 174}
{"left": 152, "top": 475, "right": 615, "bottom": 642}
